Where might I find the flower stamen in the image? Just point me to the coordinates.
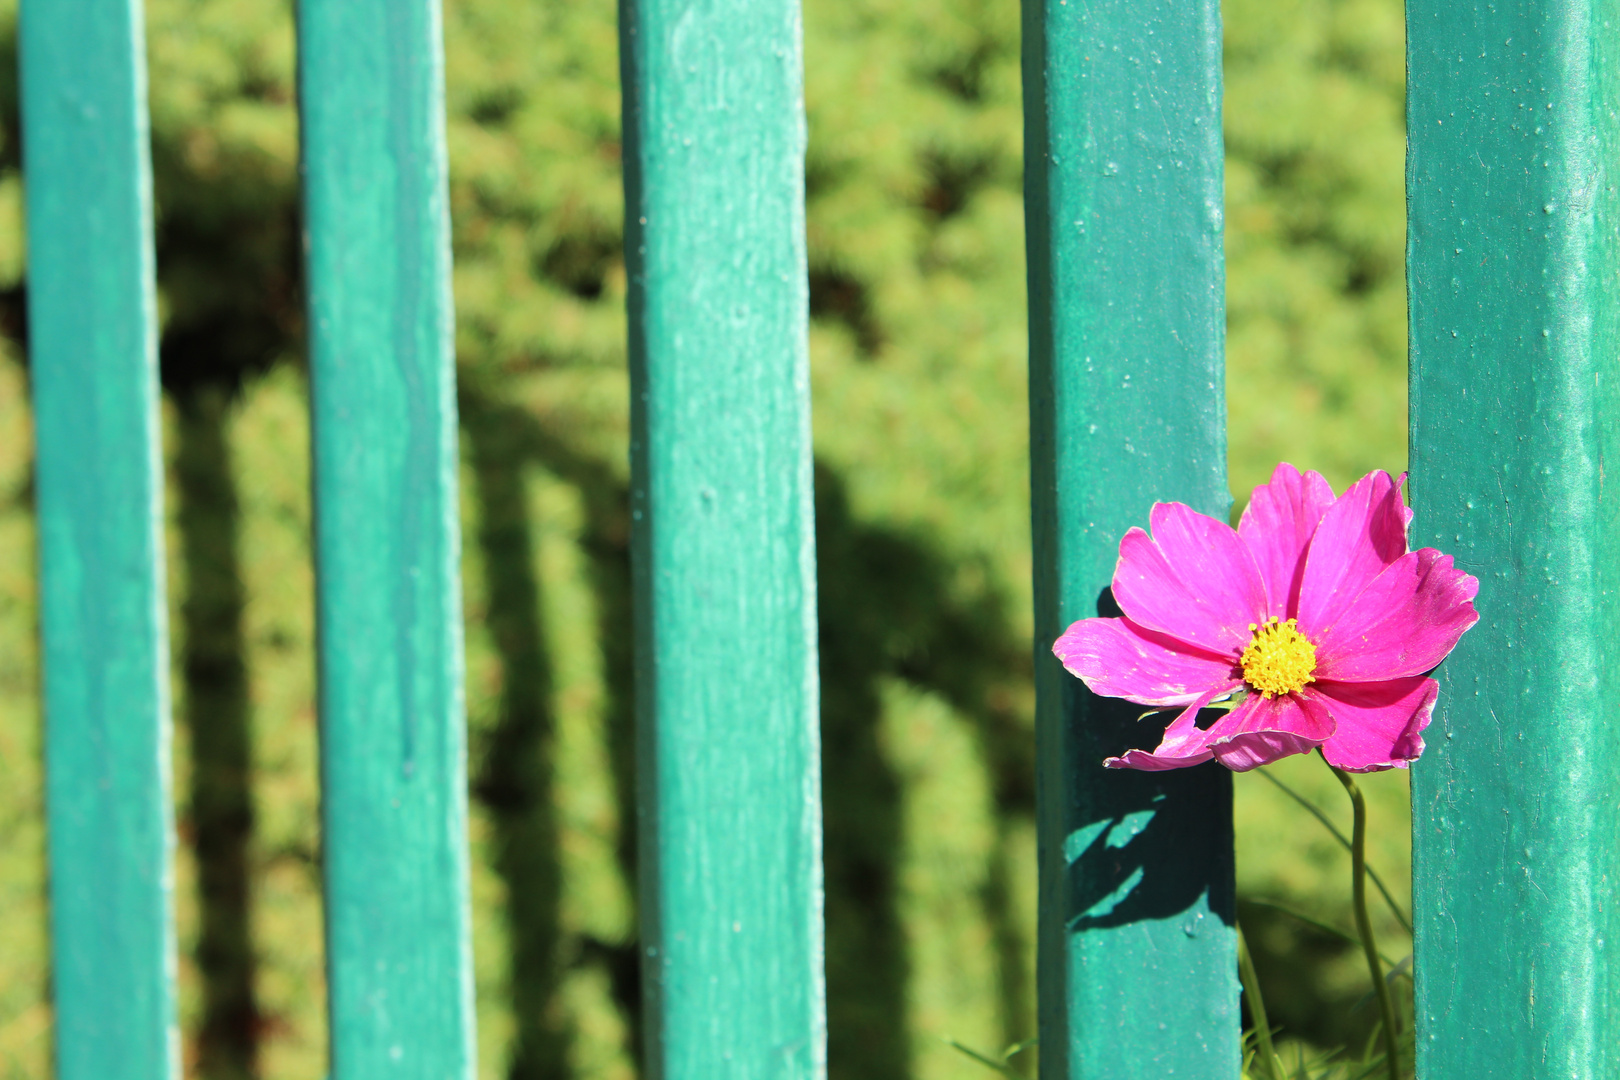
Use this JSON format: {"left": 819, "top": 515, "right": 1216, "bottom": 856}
{"left": 1240, "top": 617, "right": 1317, "bottom": 698}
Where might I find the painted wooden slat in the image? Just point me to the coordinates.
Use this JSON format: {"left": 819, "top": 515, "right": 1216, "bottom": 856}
{"left": 18, "top": 2, "right": 176, "bottom": 1077}
{"left": 1407, "top": 3, "right": 1620, "bottom": 1075}
{"left": 1020, "top": 0, "right": 1239, "bottom": 1075}
{"left": 618, "top": 0, "right": 825, "bottom": 1075}
{"left": 297, "top": 1, "right": 475, "bottom": 1075}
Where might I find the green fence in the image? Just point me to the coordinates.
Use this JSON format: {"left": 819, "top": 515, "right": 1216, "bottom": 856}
{"left": 13, "top": 0, "right": 1618, "bottom": 1077}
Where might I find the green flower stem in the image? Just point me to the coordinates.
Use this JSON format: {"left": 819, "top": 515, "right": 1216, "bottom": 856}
{"left": 1236, "top": 925, "right": 1282, "bottom": 1080}
{"left": 1326, "top": 757, "right": 1402, "bottom": 1080}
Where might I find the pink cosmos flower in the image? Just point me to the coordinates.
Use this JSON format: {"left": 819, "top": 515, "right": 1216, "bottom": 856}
{"left": 1054, "top": 463, "right": 1479, "bottom": 773}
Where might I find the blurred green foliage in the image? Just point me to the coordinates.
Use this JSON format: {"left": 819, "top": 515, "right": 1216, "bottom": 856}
{"left": 0, "top": 0, "right": 1412, "bottom": 1076}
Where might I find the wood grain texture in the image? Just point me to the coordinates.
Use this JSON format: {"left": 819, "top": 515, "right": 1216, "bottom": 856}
{"left": 298, "top": 1, "right": 475, "bottom": 1074}
{"left": 18, "top": 2, "right": 177, "bottom": 1076}
{"left": 1020, "top": 0, "right": 1240, "bottom": 1074}
{"left": 618, "top": 0, "right": 826, "bottom": 1075}
{"left": 1407, "top": 2, "right": 1620, "bottom": 1075}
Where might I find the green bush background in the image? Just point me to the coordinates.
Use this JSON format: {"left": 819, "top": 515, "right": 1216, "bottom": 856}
{"left": 0, "top": 0, "right": 1413, "bottom": 1076}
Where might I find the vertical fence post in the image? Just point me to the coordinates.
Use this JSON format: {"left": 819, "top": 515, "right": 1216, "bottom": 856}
{"left": 298, "top": 1, "right": 475, "bottom": 1075}
{"left": 18, "top": 2, "right": 176, "bottom": 1076}
{"left": 618, "top": 0, "right": 825, "bottom": 1075}
{"left": 1407, "top": 3, "right": 1620, "bottom": 1075}
{"left": 1021, "top": 0, "right": 1238, "bottom": 1075}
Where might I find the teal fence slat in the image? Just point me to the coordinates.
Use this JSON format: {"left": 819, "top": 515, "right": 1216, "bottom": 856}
{"left": 618, "top": 0, "right": 826, "bottom": 1074}
{"left": 1407, "top": 3, "right": 1620, "bottom": 1075}
{"left": 298, "top": 1, "right": 475, "bottom": 1074}
{"left": 1020, "top": 0, "right": 1238, "bottom": 1074}
{"left": 18, "top": 1, "right": 176, "bottom": 1076}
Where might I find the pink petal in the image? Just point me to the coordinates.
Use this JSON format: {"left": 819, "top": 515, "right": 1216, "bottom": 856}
{"left": 1103, "top": 745, "right": 1216, "bottom": 771}
{"left": 1308, "top": 677, "right": 1438, "bottom": 772}
{"left": 1054, "top": 616, "right": 1239, "bottom": 706}
{"left": 1206, "top": 692, "right": 1335, "bottom": 772}
{"left": 1238, "top": 462, "right": 1337, "bottom": 619}
{"left": 1395, "top": 473, "right": 1414, "bottom": 529}
{"left": 1314, "top": 549, "right": 1481, "bottom": 681}
{"left": 1103, "top": 685, "right": 1233, "bottom": 771}
{"left": 1103, "top": 681, "right": 1328, "bottom": 773}
{"left": 1111, "top": 502, "right": 1269, "bottom": 655}
{"left": 1296, "top": 470, "right": 1410, "bottom": 639}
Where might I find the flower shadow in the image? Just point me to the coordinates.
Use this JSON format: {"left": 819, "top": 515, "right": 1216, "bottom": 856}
{"left": 1060, "top": 589, "right": 1235, "bottom": 932}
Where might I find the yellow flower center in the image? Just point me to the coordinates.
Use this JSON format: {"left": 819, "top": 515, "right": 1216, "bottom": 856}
{"left": 1240, "top": 617, "right": 1318, "bottom": 698}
